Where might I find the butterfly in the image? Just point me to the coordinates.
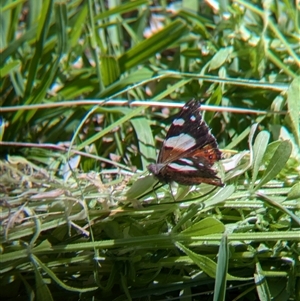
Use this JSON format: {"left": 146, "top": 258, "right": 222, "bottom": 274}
{"left": 147, "top": 99, "right": 223, "bottom": 186}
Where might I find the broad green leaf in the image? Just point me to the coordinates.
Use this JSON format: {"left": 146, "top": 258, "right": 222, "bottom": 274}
{"left": 251, "top": 131, "right": 270, "bottom": 187}
{"left": 181, "top": 217, "right": 225, "bottom": 236}
{"left": 213, "top": 234, "right": 229, "bottom": 301}
{"left": 255, "top": 140, "right": 292, "bottom": 190}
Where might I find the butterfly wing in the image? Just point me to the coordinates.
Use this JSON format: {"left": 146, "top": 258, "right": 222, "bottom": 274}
{"left": 159, "top": 148, "right": 223, "bottom": 186}
{"left": 148, "top": 99, "right": 222, "bottom": 186}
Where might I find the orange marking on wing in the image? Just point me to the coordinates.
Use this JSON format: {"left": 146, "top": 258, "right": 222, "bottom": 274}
{"left": 188, "top": 145, "right": 221, "bottom": 165}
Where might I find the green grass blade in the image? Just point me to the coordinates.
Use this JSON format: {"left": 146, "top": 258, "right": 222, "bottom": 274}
{"left": 131, "top": 117, "right": 156, "bottom": 169}
{"left": 24, "top": 0, "right": 53, "bottom": 98}
{"left": 31, "top": 255, "right": 98, "bottom": 292}
{"left": 255, "top": 261, "right": 272, "bottom": 301}
{"left": 77, "top": 106, "right": 147, "bottom": 151}
{"left": 100, "top": 55, "right": 121, "bottom": 87}
{"left": 0, "top": 60, "right": 20, "bottom": 78}
{"left": 95, "top": 0, "right": 148, "bottom": 20}
{"left": 55, "top": 2, "right": 68, "bottom": 55}
{"left": 31, "top": 255, "right": 54, "bottom": 301}
{"left": 118, "top": 19, "right": 187, "bottom": 72}
{"left": 213, "top": 234, "right": 229, "bottom": 301}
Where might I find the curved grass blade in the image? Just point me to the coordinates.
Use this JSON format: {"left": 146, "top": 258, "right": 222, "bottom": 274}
{"left": 31, "top": 254, "right": 98, "bottom": 292}
{"left": 175, "top": 242, "right": 252, "bottom": 281}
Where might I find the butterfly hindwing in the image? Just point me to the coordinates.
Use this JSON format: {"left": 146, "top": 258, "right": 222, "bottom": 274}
{"left": 148, "top": 99, "right": 223, "bottom": 186}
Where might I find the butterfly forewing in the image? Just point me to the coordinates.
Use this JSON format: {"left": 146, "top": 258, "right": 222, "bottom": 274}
{"left": 148, "top": 99, "right": 223, "bottom": 186}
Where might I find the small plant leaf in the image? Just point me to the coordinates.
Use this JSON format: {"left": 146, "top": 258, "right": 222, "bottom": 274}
{"left": 204, "top": 184, "right": 235, "bottom": 208}
{"left": 255, "top": 140, "right": 292, "bottom": 190}
{"left": 251, "top": 131, "right": 270, "bottom": 187}
{"left": 287, "top": 182, "right": 300, "bottom": 200}
{"left": 126, "top": 175, "right": 157, "bottom": 199}
{"left": 208, "top": 47, "right": 233, "bottom": 71}
{"left": 181, "top": 217, "right": 225, "bottom": 236}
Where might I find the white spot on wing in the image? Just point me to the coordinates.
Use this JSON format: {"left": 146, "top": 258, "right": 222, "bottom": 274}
{"left": 164, "top": 133, "right": 196, "bottom": 149}
{"left": 169, "top": 163, "right": 198, "bottom": 171}
{"left": 178, "top": 158, "right": 194, "bottom": 165}
{"left": 190, "top": 115, "right": 196, "bottom": 122}
{"left": 172, "top": 118, "right": 185, "bottom": 126}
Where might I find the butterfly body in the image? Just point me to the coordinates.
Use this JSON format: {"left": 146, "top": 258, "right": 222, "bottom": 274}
{"left": 147, "top": 99, "right": 223, "bottom": 186}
